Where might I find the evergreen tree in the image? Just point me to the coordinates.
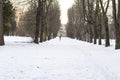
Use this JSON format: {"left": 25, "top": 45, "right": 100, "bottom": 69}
{"left": 3, "top": 0, "right": 13, "bottom": 35}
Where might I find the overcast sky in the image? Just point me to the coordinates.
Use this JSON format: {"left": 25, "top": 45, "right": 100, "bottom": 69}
{"left": 59, "top": 0, "right": 74, "bottom": 24}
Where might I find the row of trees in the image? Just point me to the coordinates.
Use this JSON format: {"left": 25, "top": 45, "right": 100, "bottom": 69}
{"left": 34, "top": 0, "right": 61, "bottom": 43}
{"left": 66, "top": 0, "right": 120, "bottom": 49}
{"left": 17, "top": 0, "right": 61, "bottom": 43}
{"left": 0, "top": 0, "right": 61, "bottom": 45}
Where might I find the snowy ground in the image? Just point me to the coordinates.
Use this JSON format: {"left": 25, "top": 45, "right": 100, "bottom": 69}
{"left": 0, "top": 36, "right": 120, "bottom": 80}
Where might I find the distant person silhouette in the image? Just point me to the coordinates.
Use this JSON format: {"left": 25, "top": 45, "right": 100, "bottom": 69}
{"left": 59, "top": 33, "right": 62, "bottom": 40}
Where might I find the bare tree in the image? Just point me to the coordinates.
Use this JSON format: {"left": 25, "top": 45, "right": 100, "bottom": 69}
{"left": 66, "top": 6, "right": 76, "bottom": 38}
{"left": 0, "top": 0, "right": 4, "bottom": 45}
{"left": 112, "top": 0, "right": 120, "bottom": 49}
{"left": 34, "top": 0, "right": 42, "bottom": 44}
{"left": 34, "top": 0, "right": 60, "bottom": 43}
{"left": 99, "top": 0, "right": 110, "bottom": 47}
{"left": 47, "top": 1, "right": 61, "bottom": 39}
{"left": 92, "top": 0, "right": 99, "bottom": 44}
{"left": 86, "top": 0, "right": 94, "bottom": 43}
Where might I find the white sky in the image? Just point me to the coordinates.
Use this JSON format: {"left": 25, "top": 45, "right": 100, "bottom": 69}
{"left": 59, "top": 0, "right": 74, "bottom": 24}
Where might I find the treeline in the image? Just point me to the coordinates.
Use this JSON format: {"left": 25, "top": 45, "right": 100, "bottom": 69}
{"left": 66, "top": 0, "right": 120, "bottom": 49}
{"left": 34, "top": 0, "right": 61, "bottom": 43}
{"left": 17, "top": 0, "right": 61, "bottom": 43}
{"left": 0, "top": 0, "right": 61, "bottom": 45}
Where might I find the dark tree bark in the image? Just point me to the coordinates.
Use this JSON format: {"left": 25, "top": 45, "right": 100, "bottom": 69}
{"left": 99, "top": 0, "right": 110, "bottom": 47}
{"left": 93, "top": 0, "right": 100, "bottom": 44}
{"left": 40, "top": 0, "right": 46, "bottom": 42}
{"left": 104, "top": 16, "right": 110, "bottom": 47}
{"left": 116, "top": 0, "right": 120, "bottom": 49}
{"left": 98, "top": 23, "right": 102, "bottom": 45}
{"left": 98, "top": 26, "right": 102, "bottom": 45}
{"left": 81, "top": 0, "right": 87, "bottom": 41}
{"left": 87, "top": 0, "right": 93, "bottom": 43}
{"left": 0, "top": 0, "right": 4, "bottom": 45}
{"left": 112, "top": 0, "right": 120, "bottom": 49}
{"left": 34, "top": 0, "right": 41, "bottom": 44}
{"left": 89, "top": 24, "right": 93, "bottom": 43}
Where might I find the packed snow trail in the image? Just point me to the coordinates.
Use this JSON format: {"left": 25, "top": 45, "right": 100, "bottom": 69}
{"left": 0, "top": 36, "right": 120, "bottom": 80}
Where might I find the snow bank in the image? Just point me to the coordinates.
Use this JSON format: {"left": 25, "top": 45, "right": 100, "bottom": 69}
{"left": 4, "top": 36, "right": 33, "bottom": 43}
{"left": 0, "top": 36, "right": 120, "bottom": 80}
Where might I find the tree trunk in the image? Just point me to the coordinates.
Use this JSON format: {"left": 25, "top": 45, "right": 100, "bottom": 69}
{"left": 89, "top": 26, "right": 93, "bottom": 43}
{"left": 104, "top": 16, "right": 110, "bottom": 47}
{"left": 34, "top": 0, "right": 41, "bottom": 44}
{"left": 93, "top": 25, "right": 97, "bottom": 44}
{"left": 87, "top": 0, "right": 93, "bottom": 43}
{"left": 99, "top": 25, "right": 102, "bottom": 45}
{"left": 93, "top": 0, "right": 99, "bottom": 44}
{"left": 40, "top": 16, "right": 44, "bottom": 42}
{"left": 116, "top": 0, "right": 120, "bottom": 49}
{"left": 99, "top": 0, "right": 110, "bottom": 47}
{"left": 0, "top": 0, "right": 4, "bottom": 45}
{"left": 112, "top": 0, "right": 120, "bottom": 49}
{"left": 98, "top": 12, "right": 102, "bottom": 45}
{"left": 40, "top": 0, "right": 45, "bottom": 42}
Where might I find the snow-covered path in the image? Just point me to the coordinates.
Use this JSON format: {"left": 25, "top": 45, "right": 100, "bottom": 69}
{"left": 0, "top": 36, "right": 120, "bottom": 80}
